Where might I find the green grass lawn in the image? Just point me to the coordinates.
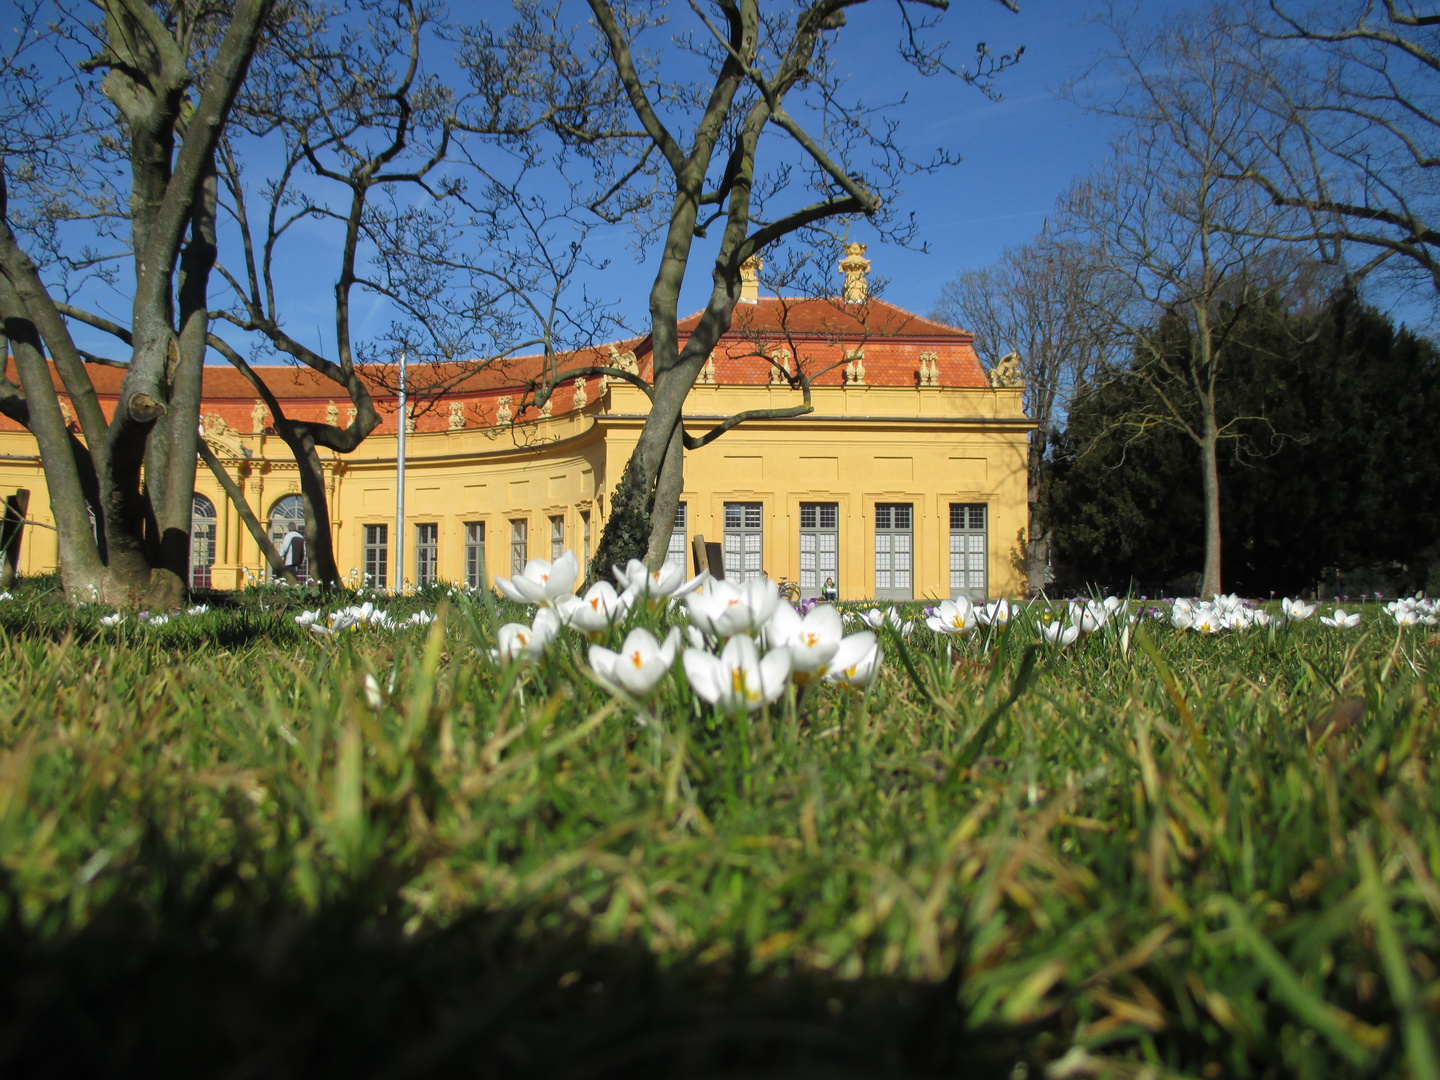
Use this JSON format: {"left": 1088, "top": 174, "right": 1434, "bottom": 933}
{"left": 1, "top": 576, "right": 1437, "bottom": 1078}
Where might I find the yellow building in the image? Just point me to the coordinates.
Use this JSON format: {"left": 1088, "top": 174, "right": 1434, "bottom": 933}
{"left": 0, "top": 264, "right": 1033, "bottom": 602}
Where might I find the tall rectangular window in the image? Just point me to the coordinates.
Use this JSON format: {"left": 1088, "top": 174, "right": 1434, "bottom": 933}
{"left": 874, "top": 503, "right": 913, "bottom": 601}
{"left": 799, "top": 502, "right": 839, "bottom": 600}
{"left": 665, "top": 502, "right": 688, "bottom": 572}
{"left": 949, "top": 503, "right": 987, "bottom": 601}
{"left": 415, "top": 523, "right": 438, "bottom": 587}
{"left": 550, "top": 514, "right": 565, "bottom": 561}
{"left": 510, "top": 518, "right": 528, "bottom": 576}
{"left": 464, "top": 522, "right": 486, "bottom": 589}
{"left": 723, "top": 501, "right": 764, "bottom": 582}
{"left": 364, "top": 523, "right": 388, "bottom": 587}
{"left": 581, "top": 511, "right": 591, "bottom": 566}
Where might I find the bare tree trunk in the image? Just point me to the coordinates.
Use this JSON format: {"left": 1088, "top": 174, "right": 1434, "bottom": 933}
{"left": 643, "top": 424, "right": 685, "bottom": 568}
{"left": 1199, "top": 412, "right": 1222, "bottom": 598}
{"left": 286, "top": 431, "right": 340, "bottom": 586}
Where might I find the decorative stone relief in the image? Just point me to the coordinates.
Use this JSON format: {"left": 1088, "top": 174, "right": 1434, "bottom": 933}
{"left": 573, "top": 377, "right": 588, "bottom": 409}
{"left": 404, "top": 403, "right": 416, "bottom": 434}
{"left": 496, "top": 395, "right": 513, "bottom": 426}
{"left": 607, "top": 344, "right": 640, "bottom": 374}
{"left": 346, "top": 404, "right": 357, "bottom": 427}
{"left": 448, "top": 401, "right": 466, "bottom": 429}
{"left": 58, "top": 398, "right": 74, "bottom": 429}
{"left": 768, "top": 347, "right": 792, "bottom": 385}
{"left": 539, "top": 396, "right": 553, "bottom": 418}
{"left": 596, "top": 374, "right": 609, "bottom": 398}
{"left": 990, "top": 350, "right": 1024, "bottom": 389}
{"left": 201, "top": 413, "right": 247, "bottom": 458}
{"left": 326, "top": 399, "right": 339, "bottom": 426}
{"left": 698, "top": 353, "right": 717, "bottom": 385}
{"left": 917, "top": 351, "right": 939, "bottom": 387}
{"left": 251, "top": 399, "right": 269, "bottom": 433}
{"left": 844, "top": 349, "right": 866, "bottom": 386}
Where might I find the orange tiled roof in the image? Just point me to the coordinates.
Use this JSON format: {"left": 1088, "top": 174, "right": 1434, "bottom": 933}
{"left": 1, "top": 295, "right": 986, "bottom": 435}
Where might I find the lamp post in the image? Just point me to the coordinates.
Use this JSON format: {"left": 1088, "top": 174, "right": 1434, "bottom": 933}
{"left": 395, "top": 349, "right": 406, "bottom": 593}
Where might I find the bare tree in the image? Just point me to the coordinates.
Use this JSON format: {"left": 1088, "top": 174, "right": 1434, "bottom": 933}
{"left": 48, "top": 0, "right": 631, "bottom": 588}
{"left": 1062, "top": 3, "right": 1307, "bottom": 598}
{"left": 579, "top": 0, "right": 1025, "bottom": 573}
{"left": 931, "top": 231, "right": 1119, "bottom": 590}
{"left": 1215, "top": 2, "right": 1440, "bottom": 302}
{"left": 0, "top": 0, "right": 276, "bottom": 608}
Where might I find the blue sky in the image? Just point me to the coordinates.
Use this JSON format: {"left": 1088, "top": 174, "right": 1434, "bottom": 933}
{"left": 28, "top": 0, "right": 1424, "bottom": 362}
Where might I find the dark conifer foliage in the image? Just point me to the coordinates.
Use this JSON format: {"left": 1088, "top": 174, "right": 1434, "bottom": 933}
{"left": 1047, "top": 293, "right": 1440, "bottom": 595}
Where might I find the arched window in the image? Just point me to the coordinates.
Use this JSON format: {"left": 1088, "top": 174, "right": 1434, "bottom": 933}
{"left": 191, "top": 493, "right": 217, "bottom": 590}
{"left": 269, "top": 494, "right": 308, "bottom": 580}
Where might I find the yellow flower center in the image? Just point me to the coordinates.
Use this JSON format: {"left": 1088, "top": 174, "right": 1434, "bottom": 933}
{"left": 629, "top": 649, "right": 644, "bottom": 668}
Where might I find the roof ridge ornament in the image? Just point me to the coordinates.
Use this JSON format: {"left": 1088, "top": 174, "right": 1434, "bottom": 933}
{"left": 839, "top": 242, "right": 870, "bottom": 304}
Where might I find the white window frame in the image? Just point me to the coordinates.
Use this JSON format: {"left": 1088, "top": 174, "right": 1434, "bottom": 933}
{"left": 723, "top": 501, "right": 764, "bottom": 582}
{"left": 949, "top": 503, "right": 988, "bottom": 601}
{"left": 190, "top": 493, "right": 217, "bottom": 590}
{"left": 415, "top": 522, "right": 438, "bottom": 587}
{"left": 464, "top": 522, "right": 486, "bottom": 588}
{"left": 799, "top": 502, "right": 838, "bottom": 600}
{"left": 510, "top": 518, "right": 528, "bottom": 577}
{"left": 874, "top": 503, "right": 913, "bottom": 601}
{"left": 363, "top": 523, "right": 388, "bottom": 587}
{"left": 550, "top": 514, "right": 565, "bottom": 561}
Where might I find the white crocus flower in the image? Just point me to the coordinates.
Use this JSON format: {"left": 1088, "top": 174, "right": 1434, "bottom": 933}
{"left": 294, "top": 609, "right": 323, "bottom": 627}
{"left": 558, "top": 580, "right": 633, "bottom": 640}
{"left": 925, "top": 597, "right": 977, "bottom": 635}
{"left": 613, "top": 558, "right": 707, "bottom": 609}
{"left": 1040, "top": 620, "right": 1080, "bottom": 648}
{"left": 1251, "top": 610, "right": 1274, "bottom": 627}
{"left": 685, "top": 578, "right": 778, "bottom": 639}
{"left": 363, "top": 673, "right": 385, "bottom": 711}
{"left": 589, "top": 627, "right": 681, "bottom": 700}
{"left": 493, "top": 607, "right": 561, "bottom": 663}
{"left": 1191, "top": 608, "right": 1222, "bottom": 634}
{"left": 99, "top": 613, "right": 125, "bottom": 627}
{"left": 494, "top": 550, "right": 580, "bottom": 607}
{"left": 1281, "top": 597, "right": 1316, "bottom": 621}
{"left": 859, "top": 606, "right": 912, "bottom": 635}
{"left": 683, "top": 633, "right": 791, "bottom": 712}
{"left": 824, "top": 630, "right": 882, "bottom": 687}
{"left": 1073, "top": 601, "right": 1107, "bottom": 634}
{"left": 976, "top": 600, "right": 1011, "bottom": 627}
{"left": 1392, "top": 607, "right": 1420, "bottom": 627}
{"left": 765, "top": 602, "right": 844, "bottom": 685}
{"left": 1320, "top": 607, "right": 1361, "bottom": 629}
{"left": 1102, "top": 595, "right": 1124, "bottom": 615}
{"left": 187, "top": 604, "right": 210, "bottom": 616}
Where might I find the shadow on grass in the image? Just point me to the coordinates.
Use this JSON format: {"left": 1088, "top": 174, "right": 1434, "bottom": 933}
{"left": 0, "top": 906, "right": 1033, "bottom": 1080}
{"left": 0, "top": 862, "right": 1038, "bottom": 1079}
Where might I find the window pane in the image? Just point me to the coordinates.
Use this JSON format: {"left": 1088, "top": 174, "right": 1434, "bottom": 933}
{"left": 894, "top": 504, "right": 912, "bottom": 530}
{"left": 674, "top": 503, "right": 687, "bottom": 529}
{"left": 725, "top": 504, "right": 742, "bottom": 528}
{"left": 800, "top": 505, "right": 816, "bottom": 529}
{"left": 875, "top": 505, "right": 890, "bottom": 529}
{"left": 969, "top": 505, "right": 986, "bottom": 530}
{"left": 465, "top": 522, "right": 486, "bottom": 589}
{"left": 744, "top": 504, "right": 762, "bottom": 528}
{"left": 511, "top": 519, "right": 528, "bottom": 576}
